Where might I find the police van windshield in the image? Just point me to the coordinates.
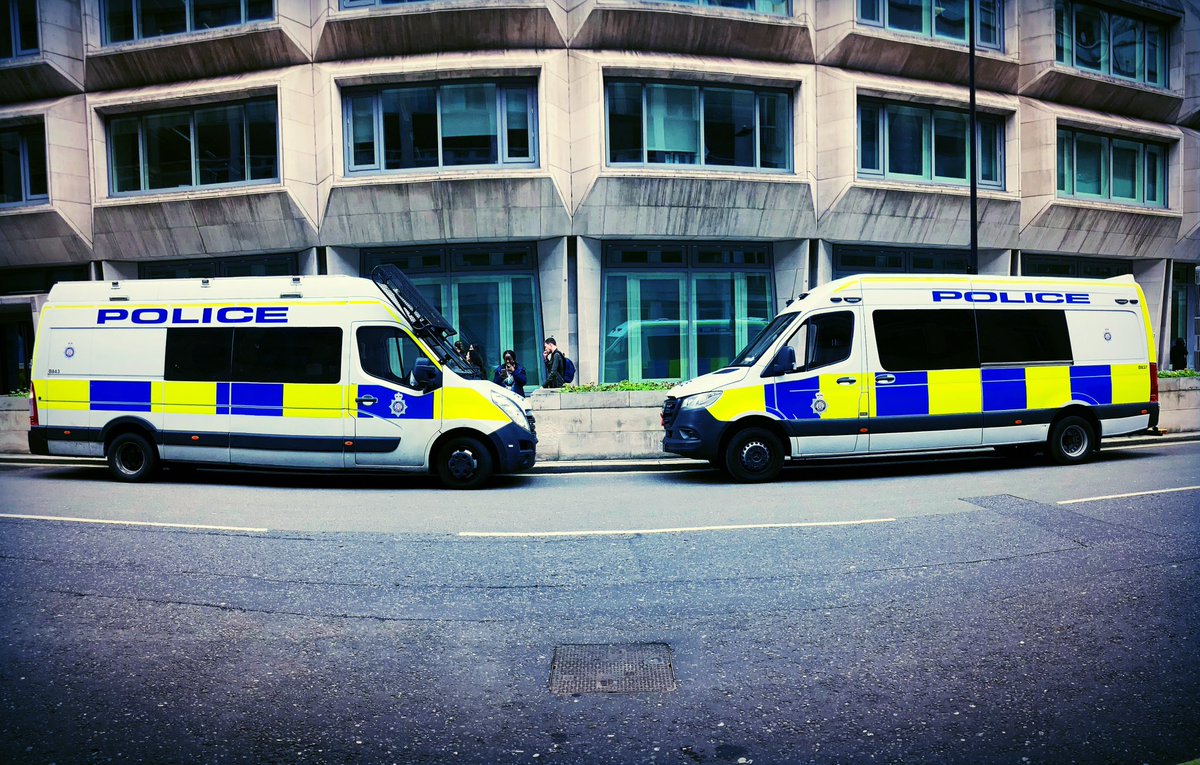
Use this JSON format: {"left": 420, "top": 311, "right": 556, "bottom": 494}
{"left": 729, "top": 313, "right": 796, "bottom": 367}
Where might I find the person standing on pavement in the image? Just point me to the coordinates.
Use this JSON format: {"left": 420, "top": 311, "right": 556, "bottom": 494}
{"left": 493, "top": 350, "right": 527, "bottom": 397}
{"left": 1170, "top": 338, "right": 1188, "bottom": 371}
{"left": 543, "top": 337, "right": 565, "bottom": 388}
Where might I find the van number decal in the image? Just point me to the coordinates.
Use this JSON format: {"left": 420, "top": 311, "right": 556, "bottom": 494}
{"left": 932, "top": 290, "right": 1090, "bottom": 305}
{"left": 96, "top": 306, "right": 290, "bottom": 325}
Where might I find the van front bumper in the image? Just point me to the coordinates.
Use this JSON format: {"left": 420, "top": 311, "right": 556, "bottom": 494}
{"left": 489, "top": 422, "right": 537, "bottom": 473}
{"left": 662, "top": 408, "right": 725, "bottom": 462}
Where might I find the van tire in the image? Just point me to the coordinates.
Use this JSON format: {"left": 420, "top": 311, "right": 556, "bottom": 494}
{"left": 1047, "top": 416, "right": 1096, "bottom": 465}
{"left": 435, "top": 435, "right": 494, "bottom": 490}
{"left": 107, "top": 433, "right": 159, "bottom": 482}
{"left": 724, "top": 427, "right": 784, "bottom": 483}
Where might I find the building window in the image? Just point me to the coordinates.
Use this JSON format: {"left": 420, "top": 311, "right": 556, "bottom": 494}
{"left": 1055, "top": 1, "right": 1168, "bottom": 88}
{"left": 605, "top": 81, "right": 792, "bottom": 171}
{"left": 1170, "top": 263, "right": 1195, "bottom": 370}
{"left": 858, "top": 100, "right": 1004, "bottom": 189}
{"left": 344, "top": 81, "right": 538, "bottom": 174}
{"left": 363, "top": 244, "right": 545, "bottom": 385}
{"left": 601, "top": 242, "right": 774, "bottom": 383}
{"left": 1056, "top": 128, "right": 1167, "bottom": 207}
{"left": 109, "top": 98, "right": 279, "bottom": 195}
{"left": 833, "top": 245, "right": 973, "bottom": 279}
{"left": 858, "top": 0, "right": 1004, "bottom": 50}
{"left": 642, "top": 0, "right": 788, "bottom": 15}
{"left": 103, "top": 0, "right": 274, "bottom": 45}
{"left": 0, "top": 122, "right": 48, "bottom": 206}
{"left": 1021, "top": 254, "right": 1131, "bottom": 279}
{"left": 1, "top": 0, "right": 40, "bottom": 58}
{"left": 139, "top": 253, "right": 297, "bottom": 279}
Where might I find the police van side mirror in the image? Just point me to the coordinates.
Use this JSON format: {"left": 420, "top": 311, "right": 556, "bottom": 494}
{"left": 763, "top": 347, "right": 796, "bottom": 378}
{"left": 413, "top": 357, "right": 442, "bottom": 391}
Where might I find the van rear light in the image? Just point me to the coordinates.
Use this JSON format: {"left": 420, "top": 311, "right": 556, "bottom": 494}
{"left": 1149, "top": 363, "right": 1158, "bottom": 403}
{"left": 29, "top": 383, "right": 38, "bottom": 428}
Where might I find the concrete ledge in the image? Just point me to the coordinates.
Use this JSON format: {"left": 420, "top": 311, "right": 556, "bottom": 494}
{"left": 0, "top": 396, "right": 29, "bottom": 453}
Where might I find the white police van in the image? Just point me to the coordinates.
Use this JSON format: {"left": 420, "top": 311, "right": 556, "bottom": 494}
{"left": 28, "top": 265, "right": 536, "bottom": 489}
{"left": 662, "top": 274, "right": 1160, "bottom": 482}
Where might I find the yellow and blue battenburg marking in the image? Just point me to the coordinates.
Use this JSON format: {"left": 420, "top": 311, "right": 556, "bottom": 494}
{"left": 354, "top": 385, "right": 435, "bottom": 420}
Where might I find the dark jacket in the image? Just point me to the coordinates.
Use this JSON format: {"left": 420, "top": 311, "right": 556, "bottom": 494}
{"left": 544, "top": 350, "right": 565, "bottom": 388}
{"left": 493, "top": 363, "right": 528, "bottom": 397}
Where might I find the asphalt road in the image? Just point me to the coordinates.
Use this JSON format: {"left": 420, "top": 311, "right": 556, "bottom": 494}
{"left": 1, "top": 440, "right": 1198, "bottom": 764}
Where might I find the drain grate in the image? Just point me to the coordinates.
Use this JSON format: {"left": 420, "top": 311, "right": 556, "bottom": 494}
{"left": 549, "top": 643, "right": 677, "bottom": 694}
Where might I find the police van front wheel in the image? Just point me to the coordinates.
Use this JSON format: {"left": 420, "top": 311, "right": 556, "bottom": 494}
{"left": 107, "top": 433, "right": 159, "bottom": 482}
{"left": 724, "top": 428, "right": 784, "bottom": 483}
{"left": 435, "top": 436, "right": 494, "bottom": 490}
{"left": 1047, "top": 416, "right": 1096, "bottom": 466}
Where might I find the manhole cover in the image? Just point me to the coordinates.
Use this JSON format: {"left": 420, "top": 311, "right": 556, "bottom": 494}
{"left": 549, "top": 643, "right": 677, "bottom": 694}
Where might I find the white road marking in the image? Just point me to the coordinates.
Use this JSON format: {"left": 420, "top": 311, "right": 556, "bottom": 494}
{"left": 1057, "top": 486, "right": 1200, "bottom": 505}
{"left": 459, "top": 517, "right": 896, "bottom": 538}
{"left": 0, "top": 513, "right": 267, "bottom": 533}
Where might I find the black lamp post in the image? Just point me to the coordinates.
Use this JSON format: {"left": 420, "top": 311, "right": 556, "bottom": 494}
{"left": 968, "top": 1, "right": 979, "bottom": 272}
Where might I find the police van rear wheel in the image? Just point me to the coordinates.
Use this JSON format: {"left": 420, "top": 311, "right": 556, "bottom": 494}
{"left": 108, "top": 433, "right": 159, "bottom": 483}
{"left": 725, "top": 428, "right": 784, "bottom": 483}
{"left": 436, "top": 436, "right": 494, "bottom": 490}
{"left": 1047, "top": 416, "right": 1096, "bottom": 465}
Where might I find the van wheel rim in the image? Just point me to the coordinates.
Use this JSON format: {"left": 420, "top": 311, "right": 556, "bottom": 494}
{"left": 740, "top": 441, "right": 771, "bottom": 472}
{"left": 116, "top": 444, "right": 144, "bottom": 475}
{"left": 446, "top": 448, "right": 478, "bottom": 481}
{"left": 1060, "top": 425, "right": 1088, "bottom": 458}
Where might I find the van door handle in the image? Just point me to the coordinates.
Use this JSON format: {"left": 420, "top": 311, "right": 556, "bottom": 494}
{"left": 356, "top": 395, "right": 378, "bottom": 406}
{"left": 875, "top": 374, "right": 896, "bottom": 385}
{"left": 836, "top": 377, "right": 857, "bottom": 385}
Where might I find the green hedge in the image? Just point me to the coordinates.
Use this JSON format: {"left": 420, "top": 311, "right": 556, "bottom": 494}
{"left": 561, "top": 381, "right": 677, "bottom": 393}
{"left": 1159, "top": 370, "right": 1200, "bottom": 378}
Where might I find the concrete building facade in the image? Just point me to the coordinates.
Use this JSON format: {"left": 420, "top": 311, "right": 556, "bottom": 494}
{"left": 1, "top": 0, "right": 1197, "bottom": 394}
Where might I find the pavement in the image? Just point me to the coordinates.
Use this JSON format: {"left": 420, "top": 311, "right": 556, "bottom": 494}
{"left": 0, "top": 431, "right": 1195, "bottom": 474}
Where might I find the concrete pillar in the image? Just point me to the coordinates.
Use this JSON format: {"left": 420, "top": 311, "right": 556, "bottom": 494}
{"left": 298, "top": 247, "right": 320, "bottom": 275}
{"left": 1132, "top": 258, "right": 1170, "bottom": 362}
{"left": 537, "top": 235, "right": 570, "bottom": 362}
{"left": 977, "top": 249, "right": 1013, "bottom": 276}
{"left": 576, "top": 236, "right": 603, "bottom": 385}
{"left": 99, "top": 261, "right": 138, "bottom": 281}
{"left": 325, "top": 246, "right": 359, "bottom": 276}
{"left": 773, "top": 239, "right": 808, "bottom": 311}
{"left": 813, "top": 239, "right": 835, "bottom": 286}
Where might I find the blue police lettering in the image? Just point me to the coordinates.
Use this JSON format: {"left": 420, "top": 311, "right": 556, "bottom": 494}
{"left": 132, "top": 308, "right": 168, "bottom": 324}
{"left": 95, "top": 305, "right": 289, "bottom": 324}
{"left": 171, "top": 307, "right": 199, "bottom": 324}
{"left": 216, "top": 306, "right": 254, "bottom": 323}
{"left": 97, "top": 308, "right": 129, "bottom": 324}
{"left": 931, "top": 290, "right": 1090, "bottom": 305}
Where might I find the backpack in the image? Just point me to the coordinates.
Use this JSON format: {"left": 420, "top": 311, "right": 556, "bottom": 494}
{"left": 561, "top": 354, "right": 576, "bottom": 384}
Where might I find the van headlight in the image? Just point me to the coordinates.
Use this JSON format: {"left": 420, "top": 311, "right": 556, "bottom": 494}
{"left": 680, "top": 391, "right": 723, "bottom": 410}
{"left": 491, "top": 392, "right": 530, "bottom": 431}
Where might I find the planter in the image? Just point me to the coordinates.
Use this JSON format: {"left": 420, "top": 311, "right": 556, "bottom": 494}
{"left": 1158, "top": 377, "right": 1200, "bottom": 435}
{"left": 0, "top": 396, "right": 31, "bottom": 454}
{"left": 529, "top": 389, "right": 666, "bottom": 461}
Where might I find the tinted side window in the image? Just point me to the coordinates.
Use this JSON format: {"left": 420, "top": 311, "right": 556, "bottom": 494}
{"left": 357, "top": 326, "right": 429, "bottom": 388}
{"left": 231, "top": 327, "right": 342, "bottom": 383}
{"left": 977, "top": 310, "right": 1072, "bottom": 365}
{"left": 873, "top": 310, "right": 979, "bottom": 371}
{"left": 165, "top": 328, "right": 233, "bottom": 381}
{"left": 807, "top": 311, "right": 855, "bottom": 369}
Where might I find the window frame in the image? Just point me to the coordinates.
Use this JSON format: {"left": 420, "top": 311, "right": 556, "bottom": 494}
{"left": 107, "top": 97, "right": 280, "bottom": 197}
{"left": 1, "top": 0, "right": 40, "bottom": 58}
{"left": 0, "top": 122, "right": 49, "bottom": 208}
{"left": 343, "top": 80, "right": 539, "bottom": 176}
{"left": 1056, "top": 126, "right": 1168, "bottom": 209}
{"left": 101, "top": 0, "right": 275, "bottom": 46}
{"left": 857, "top": 0, "right": 1005, "bottom": 52}
{"left": 857, "top": 98, "right": 1006, "bottom": 190}
{"left": 600, "top": 241, "right": 775, "bottom": 383}
{"left": 604, "top": 79, "right": 793, "bottom": 173}
{"left": 1054, "top": 0, "right": 1170, "bottom": 89}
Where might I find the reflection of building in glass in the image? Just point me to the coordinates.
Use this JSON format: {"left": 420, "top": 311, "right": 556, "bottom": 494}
{"left": 0, "top": 0, "right": 1197, "bottom": 393}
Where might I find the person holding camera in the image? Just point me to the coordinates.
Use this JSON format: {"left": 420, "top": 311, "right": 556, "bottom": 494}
{"left": 492, "top": 349, "right": 528, "bottom": 397}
